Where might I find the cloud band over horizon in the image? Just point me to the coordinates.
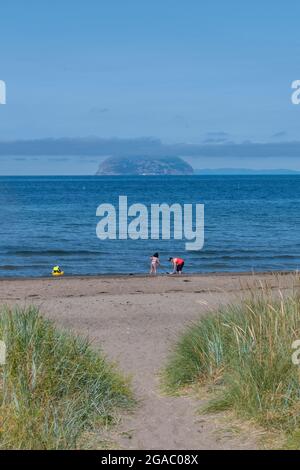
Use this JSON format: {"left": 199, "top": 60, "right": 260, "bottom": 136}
{"left": 1, "top": 137, "right": 300, "bottom": 159}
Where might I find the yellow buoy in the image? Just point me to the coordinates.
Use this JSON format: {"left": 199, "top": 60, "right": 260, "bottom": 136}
{"left": 52, "top": 266, "right": 64, "bottom": 277}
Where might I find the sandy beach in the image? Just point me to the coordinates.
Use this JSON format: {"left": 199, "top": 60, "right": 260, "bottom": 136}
{"left": 0, "top": 272, "right": 296, "bottom": 449}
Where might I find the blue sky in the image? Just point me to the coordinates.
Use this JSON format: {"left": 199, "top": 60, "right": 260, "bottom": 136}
{"left": 1, "top": 0, "right": 300, "bottom": 173}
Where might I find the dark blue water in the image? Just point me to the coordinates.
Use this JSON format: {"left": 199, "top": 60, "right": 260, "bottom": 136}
{"left": 1, "top": 175, "right": 300, "bottom": 277}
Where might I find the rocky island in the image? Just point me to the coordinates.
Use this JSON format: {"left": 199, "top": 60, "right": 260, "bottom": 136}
{"left": 96, "top": 156, "right": 194, "bottom": 175}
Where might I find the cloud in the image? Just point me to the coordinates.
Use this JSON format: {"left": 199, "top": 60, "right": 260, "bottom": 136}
{"left": 205, "top": 131, "right": 229, "bottom": 137}
{"left": 49, "top": 157, "right": 69, "bottom": 162}
{"left": 202, "top": 137, "right": 229, "bottom": 144}
{"left": 88, "top": 106, "right": 109, "bottom": 116}
{"left": 202, "top": 131, "right": 230, "bottom": 144}
{"left": 1, "top": 137, "right": 300, "bottom": 160}
{"left": 271, "top": 131, "right": 287, "bottom": 139}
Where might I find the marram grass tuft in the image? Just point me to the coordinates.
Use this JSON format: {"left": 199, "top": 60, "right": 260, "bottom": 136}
{"left": 164, "top": 285, "right": 300, "bottom": 447}
{"left": 0, "top": 305, "right": 133, "bottom": 449}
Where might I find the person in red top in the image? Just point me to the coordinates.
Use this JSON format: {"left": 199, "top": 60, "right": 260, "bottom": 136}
{"left": 169, "top": 257, "right": 185, "bottom": 274}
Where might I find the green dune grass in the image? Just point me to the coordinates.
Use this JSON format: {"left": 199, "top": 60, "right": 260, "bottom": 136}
{"left": 164, "top": 286, "right": 300, "bottom": 447}
{"left": 0, "top": 306, "right": 133, "bottom": 449}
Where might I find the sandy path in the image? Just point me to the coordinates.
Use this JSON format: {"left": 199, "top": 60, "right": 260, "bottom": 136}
{"left": 0, "top": 273, "right": 293, "bottom": 449}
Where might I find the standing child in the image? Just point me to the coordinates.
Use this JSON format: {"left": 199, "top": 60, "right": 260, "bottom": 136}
{"left": 150, "top": 252, "right": 160, "bottom": 275}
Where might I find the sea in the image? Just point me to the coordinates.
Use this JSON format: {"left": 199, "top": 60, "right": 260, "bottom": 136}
{"left": 1, "top": 175, "right": 300, "bottom": 277}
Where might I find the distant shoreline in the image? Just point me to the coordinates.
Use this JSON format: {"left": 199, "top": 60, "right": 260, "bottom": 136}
{"left": 1, "top": 173, "right": 300, "bottom": 177}
{"left": 194, "top": 169, "right": 300, "bottom": 175}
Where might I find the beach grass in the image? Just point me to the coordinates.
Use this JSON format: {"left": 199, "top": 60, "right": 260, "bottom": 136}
{"left": 164, "top": 284, "right": 300, "bottom": 447}
{"left": 0, "top": 305, "right": 133, "bottom": 449}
